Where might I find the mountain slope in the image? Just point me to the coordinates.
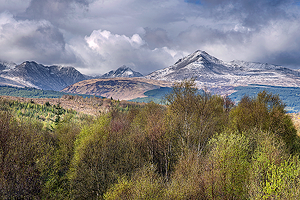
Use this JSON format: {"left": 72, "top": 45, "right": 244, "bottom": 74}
{"left": 101, "top": 65, "right": 143, "bottom": 78}
{"left": 145, "top": 50, "right": 229, "bottom": 81}
{"left": 0, "top": 61, "right": 16, "bottom": 71}
{"left": 145, "top": 50, "right": 300, "bottom": 94}
{"left": 0, "top": 61, "right": 87, "bottom": 91}
{"left": 61, "top": 78, "right": 172, "bottom": 100}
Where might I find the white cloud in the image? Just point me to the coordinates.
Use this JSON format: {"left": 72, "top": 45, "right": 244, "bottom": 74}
{"left": 1, "top": 0, "right": 300, "bottom": 75}
{"left": 85, "top": 30, "right": 145, "bottom": 51}
{"left": 0, "top": 11, "right": 75, "bottom": 64}
{"left": 70, "top": 29, "right": 184, "bottom": 75}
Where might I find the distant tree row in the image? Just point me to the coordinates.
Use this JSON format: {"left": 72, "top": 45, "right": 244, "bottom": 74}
{"left": 0, "top": 85, "right": 102, "bottom": 99}
{"left": 0, "top": 79, "right": 300, "bottom": 199}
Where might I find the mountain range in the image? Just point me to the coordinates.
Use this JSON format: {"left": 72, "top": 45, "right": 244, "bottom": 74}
{"left": 0, "top": 62, "right": 143, "bottom": 91}
{"left": 145, "top": 50, "right": 300, "bottom": 95}
{"left": 0, "top": 61, "right": 87, "bottom": 91}
{"left": 1, "top": 50, "right": 300, "bottom": 100}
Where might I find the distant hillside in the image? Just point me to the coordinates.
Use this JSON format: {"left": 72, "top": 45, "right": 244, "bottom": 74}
{"left": 61, "top": 77, "right": 173, "bottom": 100}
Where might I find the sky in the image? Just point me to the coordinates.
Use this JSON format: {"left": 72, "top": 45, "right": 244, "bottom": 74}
{"left": 0, "top": 0, "right": 300, "bottom": 75}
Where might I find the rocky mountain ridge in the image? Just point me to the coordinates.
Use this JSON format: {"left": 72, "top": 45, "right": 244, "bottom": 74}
{"left": 0, "top": 61, "right": 145, "bottom": 91}
{"left": 0, "top": 61, "right": 87, "bottom": 91}
{"left": 145, "top": 50, "right": 300, "bottom": 94}
{"left": 1, "top": 50, "right": 300, "bottom": 98}
{"left": 100, "top": 65, "right": 143, "bottom": 78}
{"left": 0, "top": 61, "right": 16, "bottom": 71}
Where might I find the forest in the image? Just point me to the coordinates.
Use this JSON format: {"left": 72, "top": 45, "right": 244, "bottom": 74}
{"left": 0, "top": 85, "right": 101, "bottom": 99}
{"left": 1, "top": 79, "right": 300, "bottom": 199}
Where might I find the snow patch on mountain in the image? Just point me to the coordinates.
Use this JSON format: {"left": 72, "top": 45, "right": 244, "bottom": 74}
{"left": 101, "top": 65, "right": 143, "bottom": 78}
{"left": 0, "top": 61, "right": 16, "bottom": 71}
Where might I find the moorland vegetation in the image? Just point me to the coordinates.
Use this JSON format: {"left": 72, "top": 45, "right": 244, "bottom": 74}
{"left": 1, "top": 79, "right": 300, "bottom": 199}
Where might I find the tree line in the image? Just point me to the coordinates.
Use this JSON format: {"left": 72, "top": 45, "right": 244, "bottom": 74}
{"left": 0, "top": 79, "right": 300, "bottom": 199}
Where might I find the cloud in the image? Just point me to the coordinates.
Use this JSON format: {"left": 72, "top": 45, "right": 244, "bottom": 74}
{"left": 198, "top": 0, "right": 296, "bottom": 29}
{"left": 1, "top": 0, "right": 300, "bottom": 75}
{"left": 142, "top": 28, "right": 171, "bottom": 49}
{"left": 0, "top": 12, "right": 75, "bottom": 64}
{"left": 60, "top": 0, "right": 192, "bottom": 37}
{"left": 0, "top": 0, "right": 30, "bottom": 15}
{"left": 174, "top": 16, "right": 300, "bottom": 67}
{"left": 69, "top": 29, "right": 185, "bottom": 75}
{"left": 20, "top": 0, "right": 93, "bottom": 21}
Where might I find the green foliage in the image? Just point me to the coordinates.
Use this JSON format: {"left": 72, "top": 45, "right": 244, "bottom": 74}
{"left": 203, "top": 133, "right": 251, "bottom": 199}
{"left": 248, "top": 131, "right": 300, "bottom": 199}
{"left": 103, "top": 177, "right": 133, "bottom": 200}
{"left": 42, "top": 118, "right": 81, "bottom": 199}
{"left": 130, "top": 102, "right": 171, "bottom": 176}
{"left": 229, "top": 91, "right": 299, "bottom": 153}
{"left": 0, "top": 111, "right": 55, "bottom": 199}
{"left": 1, "top": 81, "right": 300, "bottom": 199}
{"left": 165, "top": 152, "right": 207, "bottom": 199}
{"left": 69, "top": 112, "right": 147, "bottom": 199}
{"left": 68, "top": 115, "right": 111, "bottom": 199}
{"left": 0, "top": 97, "right": 77, "bottom": 130}
{"left": 165, "top": 79, "right": 228, "bottom": 156}
{"left": 0, "top": 85, "right": 102, "bottom": 98}
{"left": 104, "top": 165, "right": 165, "bottom": 200}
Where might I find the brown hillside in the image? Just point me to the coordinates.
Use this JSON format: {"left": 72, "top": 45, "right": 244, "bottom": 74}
{"left": 61, "top": 77, "right": 173, "bottom": 100}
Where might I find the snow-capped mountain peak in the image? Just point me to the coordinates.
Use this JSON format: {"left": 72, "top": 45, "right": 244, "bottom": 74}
{"left": 172, "top": 50, "right": 223, "bottom": 70}
{"left": 0, "top": 61, "right": 87, "bottom": 90}
{"left": 101, "top": 65, "right": 143, "bottom": 78}
{"left": 145, "top": 50, "right": 300, "bottom": 94}
{"left": 146, "top": 50, "right": 229, "bottom": 81}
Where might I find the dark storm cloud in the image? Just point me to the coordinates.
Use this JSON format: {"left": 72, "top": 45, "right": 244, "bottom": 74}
{"left": 259, "top": 28, "right": 300, "bottom": 68}
{"left": 0, "top": 12, "right": 76, "bottom": 65}
{"left": 142, "top": 28, "right": 171, "bottom": 49}
{"left": 270, "top": 52, "right": 300, "bottom": 68}
{"left": 19, "top": 0, "right": 94, "bottom": 22}
{"left": 0, "top": 0, "right": 31, "bottom": 15}
{"left": 199, "top": 0, "right": 296, "bottom": 29}
{"left": 177, "top": 25, "right": 247, "bottom": 47}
